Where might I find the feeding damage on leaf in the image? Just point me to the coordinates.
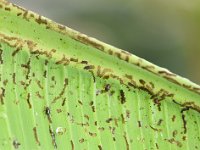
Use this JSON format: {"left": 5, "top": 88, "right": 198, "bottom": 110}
{"left": 0, "top": 0, "right": 200, "bottom": 150}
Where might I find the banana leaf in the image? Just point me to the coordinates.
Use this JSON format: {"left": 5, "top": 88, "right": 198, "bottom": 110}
{"left": 0, "top": 0, "right": 200, "bottom": 149}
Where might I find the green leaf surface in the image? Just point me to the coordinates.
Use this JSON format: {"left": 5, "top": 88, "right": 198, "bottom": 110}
{"left": 0, "top": 0, "right": 200, "bottom": 149}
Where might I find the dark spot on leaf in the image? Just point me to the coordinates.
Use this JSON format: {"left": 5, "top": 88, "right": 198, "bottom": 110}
{"left": 156, "top": 143, "right": 159, "bottom": 149}
{"left": 35, "top": 16, "right": 47, "bottom": 25}
{"left": 120, "top": 90, "right": 126, "bottom": 104}
{"left": 51, "top": 76, "right": 55, "bottom": 81}
{"left": 81, "top": 60, "right": 88, "bottom": 64}
{"left": 78, "top": 100, "right": 83, "bottom": 105}
{"left": 5, "top": 7, "right": 11, "bottom": 11}
{"left": 109, "top": 90, "right": 115, "bottom": 96}
{"left": 79, "top": 138, "right": 85, "bottom": 143}
{"left": 126, "top": 110, "right": 130, "bottom": 119}
{"left": 12, "top": 73, "right": 16, "bottom": 84}
{"left": 138, "top": 121, "right": 141, "bottom": 127}
{"left": 0, "top": 48, "right": 3, "bottom": 64}
{"left": 0, "top": 87, "right": 5, "bottom": 104}
{"left": 182, "top": 136, "right": 186, "bottom": 141}
{"left": 44, "top": 107, "right": 52, "bottom": 123}
{"left": 70, "top": 58, "right": 78, "bottom": 62}
{"left": 139, "top": 79, "right": 146, "bottom": 85}
{"left": 17, "top": 12, "right": 22, "bottom": 16}
{"left": 172, "top": 130, "right": 178, "bottom": 137}
{"left": 98, "top": 145, "right": 102, "bottom": 150}
{"left": 3, "top": 79, "right": 8, "bottom": 86}
{"left": 172, "top": 115, "right": 176, "bottom": 122}
{"left": 13, "top": 139, "right": 20, "bottom": 149}
{"left": 157, "top": 119, "right": 163, "bottom": 126}
{"left": 89, "top": 132, "right": 97, "bottom": 137}
{"left": 105, "top": 84, "right": 111, "bottom": 92}
{"left": 106, "top": 118, "right": 113, "bottom": 123}
{"left": 84, "top": 114, "right": 89, "bottom": 121}
{"left": 84, "top": 65, "right": 95, "bottom": 70}
{"left": 43, "top": 70, "right": 47, "bottom": 78}
{"left": 121, "top": 114, "right": 125, "bottom": 124}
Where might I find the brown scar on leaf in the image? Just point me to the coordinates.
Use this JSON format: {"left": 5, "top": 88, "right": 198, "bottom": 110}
{"left": 12, "top": 73, "right": 16, "bottom": 84}
{"left": 21, "top": 58, "right": 31, "bottom": 80}
{"left": 78, "top": 100, "right": 83, "bottom": 105}
{"left": 157, "top": 119, "right": 163, "bottom": 126}
{"left": 138, "top": 121, "right": 142, "bottom": 127}
{"left": 165, "top": 138, "right": 182, "bottom": 148}
{"left": 49, "top": 125, "right": 57, "bottom": 149}
{"left": 106, "top": 118, "right": 113, "bottom": 123}
{"left": 26, "top": 40, "right": 37, "bottom": 51}
{"left": 98, "top": 145, "right": 103, "bottom": 150}
{"left": 27, "top": 93, "right": 32, "bottom": 109}
{"left": 172, "top": 100, "right": 200, "bottom": 134}
{"left": 12, "top": 47, "right": 22, "bottom": 57}
{"left": 149, "top": 125, "right": 162, "bottom": 132}
{"left": 36, "top": 80, "right": 43, "bottom": 89}
{"left": 172, "top": 130, "right": 178, "bottom": 138}
{"left": 43, "top": 70, "right": 47, "bottom": 78}
{"left": 5, "top": 7, "right": 11, "bottom": 11}
{"left": 105, "top": 84, "right": 111, "bottom": 92}
{"left": 51, "top": 78, "right": 68, "bottom": 104}
{"left": 158, "top": 71, "right": 176, "bottom": 76}
{"left": 0, "top": 87, "right": 5, "bottom": 105}
{"left": 70, "top": 58, "right": 78, "bottom": 62}
{"left": 76, "top": 34, "right": 104, "bottom": 50}
{"left": 0, "top": 48, "right": 3, "bottom": 64}
{"left": 181, "top": 107, "right": 189, "bottom": 134}
{"left": 33, "top": 127, "right": 40, "bottom": 146}
{"left": 3, "top": 79, "right": 8, "bottom": 86}
{"left": 121, "top": 114, "right": 125, "bottom": 124}
{"left": 61, "top": 98, "right": 66, "bottom": 106}
{"left": 44, "top": 106, "right": 52, "bottom": 124}
{"left": 79, "top": 138, "right": 85, "bottom": 143}
{"left": 123, "top": 132, "right": 130, "bottom": 150}
{"left": 120, "top": 90, "right": 126, "bottom": 104}
{"left": 89, "top": 132, "right": 97, "bottom": 137}
{"left": 81, "top": 60, "right": 88, "bottom": 64}
{"left": 55, "top": 55, "right": 69, "bottom": 65}
{"left": 30, "top": 49, "right": 56, "bottom": 59}
{"left": 89, "top": 70, "right": 96, "bottom": 83}
{"left": 172, "top": 115, "right": 176, "bottom": 122}
{"left": 97, "top": 66, "right": 113, "bottom": 78}
{"left": 70, "top": 140, "right": 74, "bottom": 150}
{"left": 35, "top": 15, "right": 47, "bottom": 25}
{"left": 84, "top": 65, "right": 95, "bottom": 70}
{"left": 36, "top": 91, "right": 44, "bottom": 99}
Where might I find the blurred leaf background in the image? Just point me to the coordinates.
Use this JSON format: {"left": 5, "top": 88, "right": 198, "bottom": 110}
{"left": 10, "top": 0, "right": 200, "bottom": 84}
